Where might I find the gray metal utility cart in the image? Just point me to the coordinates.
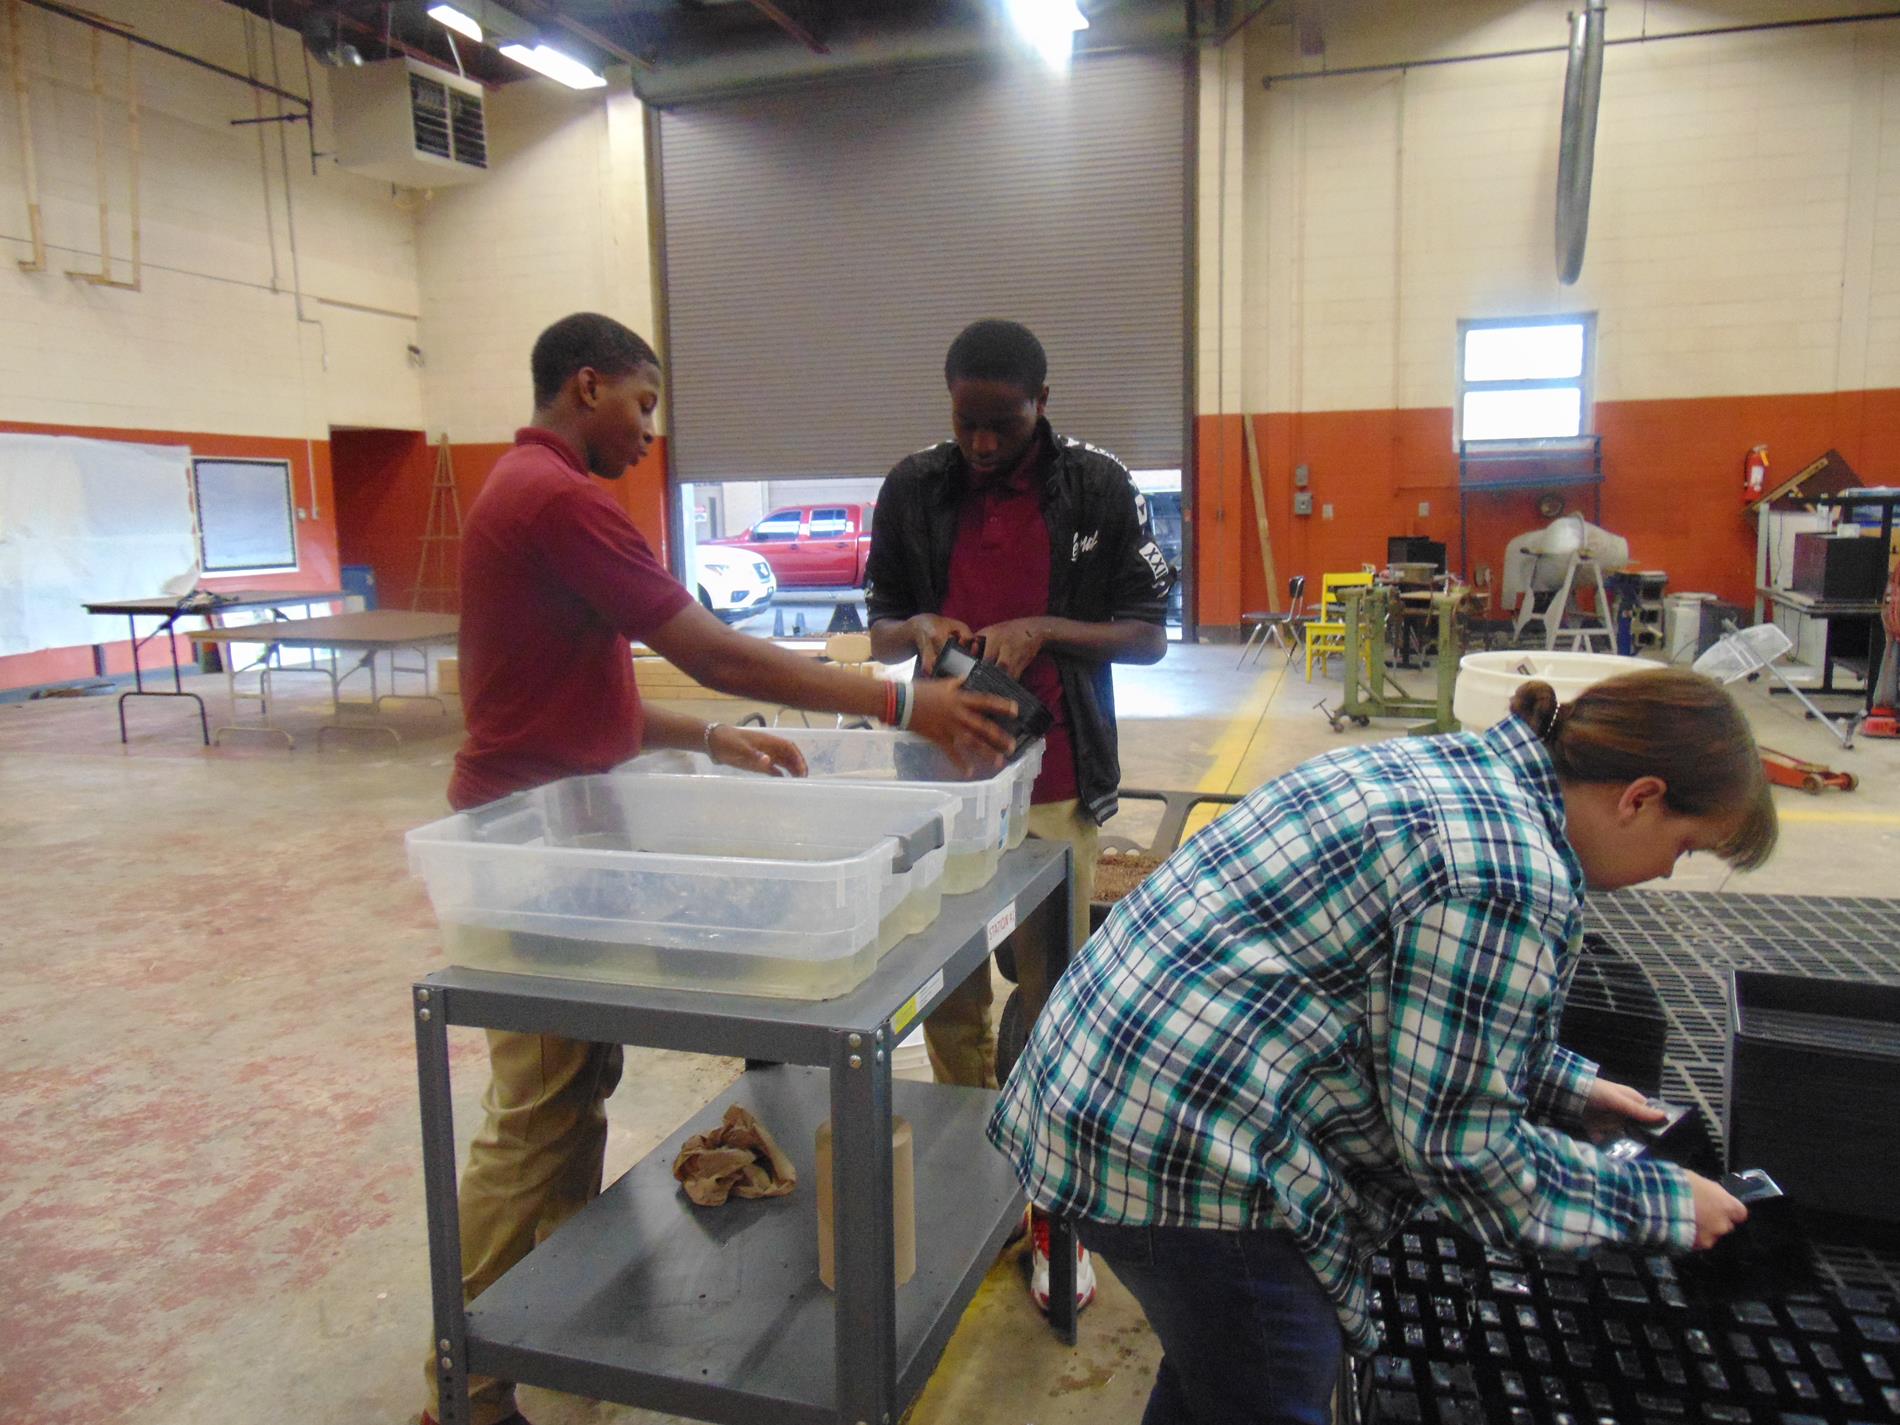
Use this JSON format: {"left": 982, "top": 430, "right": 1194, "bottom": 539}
{"left": 415, "top": 840, "right": 1080, "bottom": 1425}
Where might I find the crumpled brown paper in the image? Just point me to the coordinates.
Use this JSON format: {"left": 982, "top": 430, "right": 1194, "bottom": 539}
{"left": 672, "top": 1104, "right": 798, "bottom": 1207}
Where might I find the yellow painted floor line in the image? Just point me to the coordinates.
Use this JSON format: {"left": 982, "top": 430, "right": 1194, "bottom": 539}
{"left": 1773, "top": 808, "right": 1900, "bottom": 825}
{"left": 1176, "top": 652, "right": 1299, "bottom": 842}
{"left": 1195, "top": 655, "right": 1291, "bottom": 794}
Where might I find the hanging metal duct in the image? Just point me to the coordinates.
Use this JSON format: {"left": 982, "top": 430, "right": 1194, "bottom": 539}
{"left": 1555, "top": 0, "right": 1605, "bottom": 285}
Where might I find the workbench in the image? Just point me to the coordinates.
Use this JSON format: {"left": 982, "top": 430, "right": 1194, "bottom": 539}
{"left": 79, "top": 589, "right": 342, "bottom": 743}
{"left": 189, "top": 609, "right": 458, "bottom": 746}
{"left": 414, "top": 840, "right": 1080, "bottom": 1425}
{"left": 1757, "top": 584, "right": 1887, "bottom": 702}
{"left": 1755, "top": 490, "right": 1898, "bottom": 719}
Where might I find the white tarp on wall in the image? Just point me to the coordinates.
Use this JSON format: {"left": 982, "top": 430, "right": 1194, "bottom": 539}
{"left": 0, "top": 434, "right": 200, "bottom": 657}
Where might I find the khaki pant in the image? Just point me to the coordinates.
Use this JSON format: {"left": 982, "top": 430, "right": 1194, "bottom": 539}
{"left": 923, "top": 799, "right": 1098, "bottom": 1089}
{"left": 422, "top": 1030, "right": 624, "bottom": 1425}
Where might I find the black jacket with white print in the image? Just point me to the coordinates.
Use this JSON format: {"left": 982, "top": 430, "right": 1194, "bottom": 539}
{"left": 864, "top": 419, "right": 1177, "bottom": 827}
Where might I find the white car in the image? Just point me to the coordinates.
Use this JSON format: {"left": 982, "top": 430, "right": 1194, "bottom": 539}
{"left": 690, "top": 547, "right": 777, "bottom": 624}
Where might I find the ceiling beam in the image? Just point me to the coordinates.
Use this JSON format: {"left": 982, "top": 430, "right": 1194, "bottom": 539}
{"left": 745, "top": 0, "right": 828, "bottom": 55}
{"left": 543, "top": 8, "right": 654, "bottom": 70}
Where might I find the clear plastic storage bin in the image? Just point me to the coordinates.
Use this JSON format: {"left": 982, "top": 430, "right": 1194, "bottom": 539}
{"left": 625, "top": 730, "right": 1045, "bottom": 894}
{"left": 407, "top": 774, "right": 956, "bottom": 999}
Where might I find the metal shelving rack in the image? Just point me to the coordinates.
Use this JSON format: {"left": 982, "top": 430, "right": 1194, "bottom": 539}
{"left": 1457, "top": 435, "right": 1605, "bottom": 578}
{"left": 415, "top": 840, "right": 1077, "bottom": 1425}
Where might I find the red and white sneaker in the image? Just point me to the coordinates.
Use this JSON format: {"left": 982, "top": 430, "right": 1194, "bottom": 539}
{"left": 1028, "top": 1212, "right": 1097, "bottom": 1314}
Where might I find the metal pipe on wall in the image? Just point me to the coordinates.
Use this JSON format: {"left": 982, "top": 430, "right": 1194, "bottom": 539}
{"left": 265, "top": 0, "right": 325, "bottom": 521}
{"left": 1260, "top": 8, "right": 1900, "bottom": 86}
{"left": 17, "top": 0, "right": 309, "bottom": 110}
{"left": 7, "top": 0, "right": 46, "bottom": 271}
{"left": 1555, "top": 0, "right": 1604, "bottom": 285}
{"left": 65, "top": 22, "right": 140, "bottom": 291}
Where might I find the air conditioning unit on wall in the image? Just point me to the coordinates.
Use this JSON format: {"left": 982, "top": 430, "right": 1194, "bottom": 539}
{"left": 331, "top": 59, "right": 487, "bottom": 188}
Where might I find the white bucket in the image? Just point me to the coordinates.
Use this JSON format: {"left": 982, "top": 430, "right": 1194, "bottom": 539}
{"left": 1664, "top": 593, "right": 1716, "bottom": 664}
{"left": 1453, "top": 650, "right": 1653, "bottom": 731}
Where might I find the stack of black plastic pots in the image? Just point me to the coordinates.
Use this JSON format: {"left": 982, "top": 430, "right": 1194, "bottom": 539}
{"left": 1559, "top": 934, "right": 1672, "bottom": 1097}
{"left": 1361, "top": 1207, "right": 1900, "bottom": 1424}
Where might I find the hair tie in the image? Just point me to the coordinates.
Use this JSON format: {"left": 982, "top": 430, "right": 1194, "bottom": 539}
{"left": 1546, "top": 700, "right": 1570, "bottom": 740}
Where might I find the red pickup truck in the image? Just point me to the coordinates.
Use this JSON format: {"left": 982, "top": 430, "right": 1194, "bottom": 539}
{"left": 708, "top": 502, "right": 875, "bottom": 589}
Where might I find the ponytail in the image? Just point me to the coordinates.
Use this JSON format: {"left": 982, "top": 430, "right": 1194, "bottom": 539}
{"left": 1510, "top": 669, "right": 1777, "bottom": 869}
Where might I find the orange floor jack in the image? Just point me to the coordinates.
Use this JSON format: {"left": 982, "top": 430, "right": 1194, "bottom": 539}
{"left": 1760, "top": 747, "right": 1859, "bottom": 795}
{"left": 1865, "top": 565, "right": 1900, "bottom": 739}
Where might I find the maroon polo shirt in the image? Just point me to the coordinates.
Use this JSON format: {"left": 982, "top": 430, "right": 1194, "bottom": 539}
{"left": 449, "top": 428, "right": 693, "bottom": 811}
{"left": 939, "top": 441, "right": 1078, "bottom": 804}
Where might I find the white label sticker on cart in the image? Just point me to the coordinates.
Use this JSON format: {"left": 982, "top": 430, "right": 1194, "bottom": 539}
{"left": 986, "top": 902, "right": 1017, "bottom": 951}
{"left": 892, "top": 968, "right": 945, "bottom": 1036}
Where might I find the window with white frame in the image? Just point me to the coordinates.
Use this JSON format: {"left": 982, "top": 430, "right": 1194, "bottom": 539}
{"left": 1456, "top": 316, "right": 1594, "bottom": 445}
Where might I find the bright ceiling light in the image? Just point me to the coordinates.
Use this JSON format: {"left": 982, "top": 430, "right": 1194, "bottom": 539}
{"left": 499, "top": 40, "right": 607, "bottom": 89}
{"left": 1003, "top": 0, "right": 1089, "bottom": 69}
{"left": 426, "top": 4, "right": 483, "bottom": 43}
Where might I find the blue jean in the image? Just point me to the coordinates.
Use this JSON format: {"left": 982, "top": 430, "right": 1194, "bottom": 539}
{"left": 1074, "top": 1221, "right": 1344, "bottom": 1425}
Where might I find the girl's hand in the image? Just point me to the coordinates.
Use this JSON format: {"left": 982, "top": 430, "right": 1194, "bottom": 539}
{"left": 1581, "top": 1077, "right": 1663, "bottom": 1143}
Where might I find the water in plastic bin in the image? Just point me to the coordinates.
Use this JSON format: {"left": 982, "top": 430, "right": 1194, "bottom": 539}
{"left": 441, "top": 922, "right": 884, "bottom": 1000}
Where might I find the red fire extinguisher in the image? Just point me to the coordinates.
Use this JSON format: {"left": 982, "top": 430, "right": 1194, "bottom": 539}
{"left": 1742, "top": 444, "right": 1769, "bottom": 503}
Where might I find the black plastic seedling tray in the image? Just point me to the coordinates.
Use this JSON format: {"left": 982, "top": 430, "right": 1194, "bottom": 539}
{"left": 1727, "top": 970, "right": 1900, "bottom": 1227}
{"left": 1361, "top": 1209, "right": 1900, "bottom": 1425}
{"left": 1559, "top": 934, "right": 1671, "bottom": 1096}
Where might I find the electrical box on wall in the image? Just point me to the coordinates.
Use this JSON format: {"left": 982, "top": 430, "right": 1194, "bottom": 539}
{"left": 1293, "top": 465, "right": 1311, "bottom": 488}
{"left": 1293, "top": 492, "right": 1314, "bottom": 516}
{"left": 331, "top": 59, "right": 488, "bottom": 188}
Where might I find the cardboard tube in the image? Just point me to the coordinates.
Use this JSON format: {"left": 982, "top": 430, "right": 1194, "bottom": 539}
{"left": 815, "top": 1115, "right": 915, "bottom": 1290}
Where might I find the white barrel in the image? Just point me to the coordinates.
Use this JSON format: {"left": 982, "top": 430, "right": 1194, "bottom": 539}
{"left": 1453, "top": 650, "right": 1652, "bottom": 731}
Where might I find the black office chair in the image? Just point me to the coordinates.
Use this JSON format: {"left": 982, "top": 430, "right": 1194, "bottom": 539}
{"left": 1235, "top": 574, "right": 1308, "bottom": 669}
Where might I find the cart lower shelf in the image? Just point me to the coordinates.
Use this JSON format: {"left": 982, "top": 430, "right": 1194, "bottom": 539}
{"left": 464, "top": 1065, "right": 1025, "bottom": 1425}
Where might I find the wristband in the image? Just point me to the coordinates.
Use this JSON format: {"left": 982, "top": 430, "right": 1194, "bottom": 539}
{"left": 704, "top": 721, "right": 722, "bottom": 758}
{"left": 884, "top": 680, "right": 899, "bottom": 727}
{"left": 897, "top": 680, "right": 915, "bottom": 731}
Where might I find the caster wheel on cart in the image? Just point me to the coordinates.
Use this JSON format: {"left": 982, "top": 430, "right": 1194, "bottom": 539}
{"left": 996, "top": 985, "right": 1028, "bottom": 1085}
{"left": 1352, "top": 715, "right": 1371, "bottom": 728}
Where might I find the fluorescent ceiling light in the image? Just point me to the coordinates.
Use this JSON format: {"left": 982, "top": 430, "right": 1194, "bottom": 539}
{"left": 499, "top": 41, "right": 607, "bottom": 90}
{"left": 426, "top": 4, "right": 483, "bottom": 43}
{"left": 1003, "top": 0, "right": 1089, "bottom": 69}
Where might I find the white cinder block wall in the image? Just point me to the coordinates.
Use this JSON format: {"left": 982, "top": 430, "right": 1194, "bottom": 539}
{"left": 1235, "top": 0, "right": 1900, "bottom": 417}
{"left": 1192, "top": 0, "right": 1900, "bottom": 626}
{"left": 416, "top": 81, "right": 656, "bottom": 444}
{"left": 0, "top": 0, "right": 425, "bottom": 438}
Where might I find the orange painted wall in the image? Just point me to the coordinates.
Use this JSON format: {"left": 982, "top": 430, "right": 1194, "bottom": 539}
{"left": 331, "top": 430, "right": 674, "bottom": 614}
{"left": 446, "top": 434, "right": 672, "bottom": 563}
{"left": 1193, "top": 389, "right": 1900, "bottom": 630}
{"left": 331, "top": 428, "right": 433, "bottom": 610}
{"left": 0, "top": 422, "right": 676, "bottom": 695}
{"left": 0, "top": 421, "right": 338, "bottom": 692}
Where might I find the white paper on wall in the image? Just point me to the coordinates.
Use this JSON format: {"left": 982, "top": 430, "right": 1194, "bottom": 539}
{"left": 0, "top": 434, "right": 201, "bottom": 658}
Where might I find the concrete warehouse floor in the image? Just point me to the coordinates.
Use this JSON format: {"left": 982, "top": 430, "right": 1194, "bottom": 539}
{"left": 2, "top": 642, "right": 1897, "bottom": 1425}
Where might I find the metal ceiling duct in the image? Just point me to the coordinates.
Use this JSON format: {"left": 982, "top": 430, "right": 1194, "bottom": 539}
{"left": 1555, "top": 0, "right": 1604, "bottom": 285}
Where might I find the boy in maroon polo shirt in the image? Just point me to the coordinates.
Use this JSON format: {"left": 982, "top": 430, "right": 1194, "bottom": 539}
{"left": 422, "top": 313, "right": 1013, "bottom": 1425}
{"left": 865, "top": 319, "right": 1175, "bottom": 1315}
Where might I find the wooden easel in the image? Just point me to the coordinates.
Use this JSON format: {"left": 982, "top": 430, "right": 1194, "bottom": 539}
{"left": 410, "top": 437, "right": 463, "bottom": 612}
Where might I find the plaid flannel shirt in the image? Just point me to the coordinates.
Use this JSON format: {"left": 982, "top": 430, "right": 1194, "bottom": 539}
{"left": 988, "top": 715, "right": 1695, "bottom": 1351}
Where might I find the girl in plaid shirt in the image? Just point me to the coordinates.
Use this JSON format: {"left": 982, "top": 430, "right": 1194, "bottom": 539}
{"left": 990, "top": 670, "right": 1777, "bottom": 1425}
